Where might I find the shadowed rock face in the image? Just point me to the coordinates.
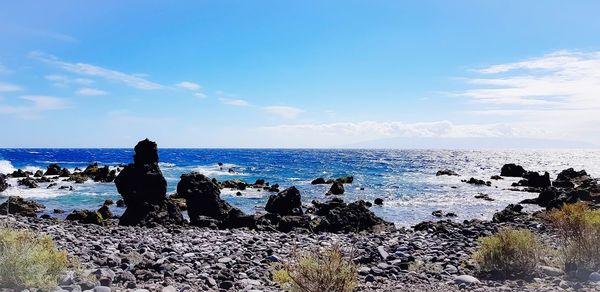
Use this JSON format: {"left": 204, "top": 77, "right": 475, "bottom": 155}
{"left": 115, "top": 139, "right": 183, "bottom": 226}
{"left": 265, "top": 186, "right": 303, "bottom": 216}
{"left": 0, "top": 196, "right": 45, "bottom": 217}
{"left": 177, "top": 172, "right": 255, "bottom": 228}
{"left": 0, "top": 174, "right": 7, "bottom": 192}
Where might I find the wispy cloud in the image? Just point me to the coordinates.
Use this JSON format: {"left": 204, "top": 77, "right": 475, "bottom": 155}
{"left": 45, "top": 74, "right": 94, "bottom": 86}
{"left": 176, "top": 81, "right": 202, "bottom": 91}
{"left": 194, "top": 92, "right": 207, "bottom": 99}
{"left": 31, "top": 51, "right": 162, "bottom": 90}
{"left": 0, "top": 82, "right": 23, "bottom": 92}
{"left": 219, "top": 97, "right": 249, "bottom": 107}
{"left": 0, "top": 95, "right": 68, "bottom": 118}
{"left": 76, "top": 88, "right": 108, "bottom": 96}
{"left": 263, "top": 105, "right": 304, "bottom": 118}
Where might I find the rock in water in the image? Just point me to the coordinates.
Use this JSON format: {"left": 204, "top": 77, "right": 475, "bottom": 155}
{"left": 44, "top": 163, "right": 62, "bottom": 176}
{"left": 500, "top": 163, "right": 527, "bottom": 177}
{"left": 177, "top": 172, "right": 254, "bottom": 228}
{"left": 265, "top": 186, "right": 303, "bottom": 216}
{"left": 0, "top": 174, "right": 7, "bottom": 192}
{"left": 0, "top": 196, "right": 45, "bottom": 217}
{"left": 327, "top": 182, "right": 345, "bottom": 195}
{"left": 114, "top": 139, "right": 183, "bottom": 226}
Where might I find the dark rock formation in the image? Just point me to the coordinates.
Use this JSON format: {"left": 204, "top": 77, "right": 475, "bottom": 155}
{"left": 0, "top": 196, "right": 45, "bottom": 217}
{"left": 265, "top": 186, "right": 303, "bottom": 216}
{"left": 492, "top": 204, "right": 525, "bottom": 223}
{"left": 515, "top": 172, "right": 550, "bottom": 188}
{"left": 436, "top": 169, "right": 459, "bottom": 176}
{"left": 33, "top": 170, "right": 43, "bottom": 177}
{"left": 311, "top": 177, "right": 327, "bottom": 185}
{"left": 374, "top": 198, "right": 384, "bottom": 205}
{"left": 553, "top": 168, "right": 590, "bottom": 188}
{"left": 474, "top": 193, "right": 494, "bottom": 201}
{"left": 58, "top": 168, "right": 71, "bottom": 177}
{"left": 501, "top": 164, "right": 527, "bottom": 177}
{"left": 465, "top": 178, "right": 491, "bottom": 186}
{"left": 0, "top": 174, "right": 7, "bottom": 192}
{"left": 336, "top": 176, "right": 354, "bottom": 184}
{"left": 327, "top": 182, "right": 345, "bottom": 195}
{"left": 116, "top": 199, "right": 125, "bottom": 208}
{"left": 44, "top": 163, "right": 62, "bottom": 176}
{"left": 9, "top": 169, "right": 29, "bottom": 178}
{"left": 97, "top": 205, "right": 113, "bottom": 220}
{"left": 490, "top": 175, "right": 503, "bottom": 180}
{"left": 311, "top": 198, "right": 393, "bottom": 233}
{"left": 83, "top": 163, "right": 117, "bottom": 182}
{"left": 114, "top": 139, "right": 184, "bottom": 226}
{"left": 177, "top": 172, "right": 254, "bottom": 228}
{"left": 66, "top": 210, "right": 103, "bottom": 225}
{"left": 17, "top": 177, "right": 38, "bottom": 188}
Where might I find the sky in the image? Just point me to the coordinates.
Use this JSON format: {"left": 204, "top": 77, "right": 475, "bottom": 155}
{"left": 1, "top": 0, "right": 600, "bottom": 148}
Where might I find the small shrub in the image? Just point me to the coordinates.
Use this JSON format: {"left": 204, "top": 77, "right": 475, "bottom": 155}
{"left": 547, "top": 202, "right": 600, "bottom": 270}
{"left": 473, "top": 228, "right": 543, "bottom": 276}
{"left": 0, "top": 228, "right": 68, "bottom": 289}
{"left": 272, "top": 245, "right": 357, "bottom": 292}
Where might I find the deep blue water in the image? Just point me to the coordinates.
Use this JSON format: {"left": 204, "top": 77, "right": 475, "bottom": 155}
{"left": 1, "top": 149, "right": 599, "bottom": 225}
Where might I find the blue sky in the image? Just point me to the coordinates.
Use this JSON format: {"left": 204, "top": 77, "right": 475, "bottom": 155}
{"left": 1, "top": 0, "right": 599, "bottom": 148}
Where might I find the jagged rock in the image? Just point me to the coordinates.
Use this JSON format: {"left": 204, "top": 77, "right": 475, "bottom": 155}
{"left": 436, "top": 169, "right": 459, "bottom": 176}
{"left": 501, "top": 164, "right": 527, "bottom": 177}
{"left": 516, "top": 172, "right": 551, "bottom": 188}
{"left": 17, "top": 177, "right": 38, "bottom": 188}
{"left": 265, "top": 186, "right": 303, "bottom": 216}
{"left": 311, "top": 177, "right": 327, "bottom": 185}
{"left": 374, "top": 198, "right": 384, "bottom": 205}
{"left": 432, "top": 210, "right": 443, "bottom": 217}
{"left": 68, "top": 173, "right": 88, "bottom": 184}
{"left": 311, "top": 198, "right": 393, "bottom": 233}
{"left": 465, "top": 178, "right": 491, "bottom": 186}
{"left": 97, "top": 205, "right": 113, "bottom": 219}
{"left": 58, "top": 168, "right": 71, "bottom": 177}
{"left": 0, "top": 196, "right": 45, "bottom": 217}
{"left": 492, "top": 204, "right": 524, "bottom": 223}
{"left": 84, "top": 163, "right": 117, "bottom": 182}
{"left": 221, "top": 180, "right": 247, "bottom": 190}
{"left": 44, "top": 164, "right": 62, "bottom": 176}
{"left": 490, "top": 175, "right": 503, "bottom": 180}
{"left": 177, "top": 172, "right": 254, "bottom": 228}
{"left": 33, "top": 170, "right": 44, "bottom": 177}
{"left": 553, "top": 168, "right": 590, "bottom": 188}
{"left": 0, "top": 174, "right": 7, "bottom": 192}
{"left": 9, "top": 169, "right": 29, "bottom": 178}
{"left": 66, "top": 209, "right": 103, "bottom": 225}
{"left": 327, "top": 182, "right": 345, "bottom": 195}
{"left": 116, "top": 199, "right": 125, "bottom": 208}
{"left": 474, "top": 193, "right": 494, "bottom": 201}
{"left": 115, "top": 139, "right": 184, "bottom": 226}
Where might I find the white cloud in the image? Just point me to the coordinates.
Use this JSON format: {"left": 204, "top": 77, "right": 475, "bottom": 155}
{"left": 45, "top": 74, "right": 94, "bottom": 87}
{"left": 176, "top": 81, "right": 202, "bottom": 91}
{"left": 219, "top": 97, "right": 249, "bottom": 107}
{"left": 31, "top": 51, "right": 162, "bottom": 90}
{"left": 194, "top": 92, "right": 207, "bottom": 99}
{"left": 263, "top": 106, "right": 304, "bottom": 118}
{"left": 76, "top": 88, "right": 108, "bottom": 96}
{"left": 0, "top": 95, "right": 68, "bottom": 118}
{"left": 0, "top": 82, "right": 22, "bottom": 92}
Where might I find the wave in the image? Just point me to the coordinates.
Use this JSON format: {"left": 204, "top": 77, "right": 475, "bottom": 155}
{"left": 192, "top": 163, "right": 246, "bottom": 177}
{"left": 0, "top": 160, "right": 16, "bottom": 174}
{"left": 159, "top": 162, "right": 176, "bottom": 168}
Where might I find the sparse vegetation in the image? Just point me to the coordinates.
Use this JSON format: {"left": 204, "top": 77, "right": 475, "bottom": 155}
{"left": 272, "top": 245, "right": 357, "bottom": 292}
{"left": 0, "top": 228, "right": 68, "bottom": 289}
{"left": 473, "top": 228, "right": 543, "bottom": 277}
{"left": 547, "top": 202, "right": 600, "bottom": 270}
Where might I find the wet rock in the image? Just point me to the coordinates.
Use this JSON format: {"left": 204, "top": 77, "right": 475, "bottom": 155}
{"left": 17, "top": 177, "right": 38, "bottom": 188}
{"left": 465, "top": 177, "right": 491, "bottom": 186}
{"left": 374, "top": 198, "right": 384, "bottom": 205}
{"left": 9, "top": 169, "right": 29, "bottom": 178}
{"left": 490, "top": 175, "right": 503, "bottom": 180}
{"left": 436, "top": 169, "right": 459, "bottom": 176}
{"left": 84, "top": 163, "right": 117, "bottom": 182}
{"left": 58, "top": 168, "right": 71, "bottom": 177}
{"left": 327, "top": 182, "right": 345, "bottom": 195}
{"left": 33, "top": 170, "right": 44, "bottom": 177}
{"left": 115, "top": 139, "right": 184, "bottom": 226}
{"left": 501, "top": 163, "right": 527, "bottom": 177}
{"left": 516, "top": 172, "right": 551, "bottom": 188}
{"left": 65, "top": 209, "right": 103, "bottom": 225}
{"left": 336, "top": 176, "right": 354, "bottom": 184}
{"left": 0, "top": 196, "right": 45, "bottom": 217}
{"left": 0, "top": 174, "right": 7, "bottom": 192}
{"left": 265, "top": 186, "right": 303, "bottom": 216}
{"left": 45, "top": 163, "right": 62, "bottom": 176}
{"left": 474, "top": 193, "right": 494, "bottom": 201}
{"left": 311, "top": 177, "right": 327, "bottom": 185}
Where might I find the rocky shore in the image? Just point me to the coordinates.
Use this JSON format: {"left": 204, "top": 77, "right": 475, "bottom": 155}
{"left": 1, "top": 140, "right": 600, "bottom": 291}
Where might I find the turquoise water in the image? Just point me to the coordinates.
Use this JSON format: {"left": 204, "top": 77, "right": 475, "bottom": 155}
{"left": 1, "top": 149, "right": 599, "bottom": 225}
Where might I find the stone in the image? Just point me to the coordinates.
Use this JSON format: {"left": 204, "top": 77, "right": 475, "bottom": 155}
{"left": 540, "top": 266, "right": 563, "bottom": 276}
{"left": 501, "top": 164, "right": 527, "bottom": 177}
{"left": 374, "top": 198, "right": 384, "bottom": 205}
{"left": 436, "top": 169, "right": 459, "bottom": 176}
{"left": 327, "top": 182, "right": 345, "bottom": 195}
{"left": 65, "top": 210, "right": 103, "bottom": 225}
{"left": 377, "top": 246, "right": 389, "bottom": 260}
{"left": 0, "top": 196, "right": 45, "bottom": 217}
{"left": 265, "top": 186, "right": 303, "bottom": 216}
{"left": 454, "top": 275, "right": 480, "bottom": 285}
{"left": 589, "top": 272, "right": 600, "bottom": 282}
{"left": 45, "top": 163, "right": 62, "bottom": 176}
{"left": 0, "top": 174, "right": 7, "bottom": 192}
{"left": 311, "top": 177, "right": 327, "bottom": 184}
{"left": 92, "top": 286, "right": 111, "bottom": 292}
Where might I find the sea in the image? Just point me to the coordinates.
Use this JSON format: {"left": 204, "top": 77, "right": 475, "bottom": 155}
{"left": 1, "top": 149, "right": 599, "bottom": 226}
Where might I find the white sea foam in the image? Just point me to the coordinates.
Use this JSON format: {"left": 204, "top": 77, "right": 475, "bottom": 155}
{"left": 192, "top": 163, "right": 246, "bottom": 177}
{"left": 159, "top": 162, "right": 176, "bottom": 168}
{"left": 0, "top": 160, "right": 16, "bottom": 174}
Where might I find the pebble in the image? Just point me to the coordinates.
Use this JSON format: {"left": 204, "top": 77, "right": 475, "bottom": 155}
{"left": 589, "top": 272, "right": 600, "bottom": 282}
{"left": 453, "top": 275, "right": 480, "bottom": 285}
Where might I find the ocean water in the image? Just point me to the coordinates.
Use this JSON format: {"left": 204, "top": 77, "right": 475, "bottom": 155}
{"left": 1, "top": 149, "right": 599, "bottom": 226}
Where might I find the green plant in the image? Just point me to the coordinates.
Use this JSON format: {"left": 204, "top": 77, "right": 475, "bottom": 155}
{"left": 0, "top": 228, "right": 68, "bottom": 289}
{"left": 272, "top": 245, "right": 357, "bottom": 292}
{"left": 547, "top": 202, "right": 600, "bottom": 270}
{"left": 473, "top": 228, "right": 542, "bottom": 276}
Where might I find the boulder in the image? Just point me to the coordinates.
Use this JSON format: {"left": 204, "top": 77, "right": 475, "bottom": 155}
{"left": 311, "top": 177, "right": 327, "bottom": 185}
{"left": 114, "top": 139, "right": 184, "bottom": 226}
{"left": 265, "top": 186, "right": 303, "bottom": 216}
{"left": 553, "top": 168, "right": 590, "bottom": 188}
{"left": 9, "top": 169, "right": 29, "bottom": 178}
{"left": 33, "top": 170, "right": 44, "bottom": 177}
{"left": 97, "top": 205, "right": 113, "bottom": 219}
{"left": 327, "top": 182, "right": 345, "bottom": 195}
{"left": 312, "top": 198, "right": 393, "bottom": 233}
{"left": 537, "top": 188, "right": 562, "bottom": 207}
{"left": 517, "top": 172, "right": 551, "bottom": 188}
{"left": 44, "top": 163, "right": 62, "bottom": 176}
{"left": 436, "top": 169, "right": 459, "bottom": 176}
{"left": 84, "top": 163, "right": 117, "bottom": 182}
{"left": 0, "top": 174, "right": 7, "bottom": 192}
{"left": 465, "top": 178, "right": 491, "bottom": 186}
{"left": 65, "top": 210, "right": 103, "bottom": 225}
{"left": 0, "top": 196, "right": 45, "bottom": 217}
{"left": 336, "top": 176, "right": 354, "bottom": 184}
{"left": 177, "top": 172, "right": 254, "bottom": 228}
{"left": 374, "top": 198, "right": 384, "bottom": 205}
{"left": 492, "top": 204, "right": 524, "bottom": 223}
{"left": 58, "top": 168, "right": 71, "bottom": 177}
{"left": 17, "top": 177, "right": 38, "bottom": 188}
{"left": 500, "top": 164, "right": 527, "bottom": 177}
